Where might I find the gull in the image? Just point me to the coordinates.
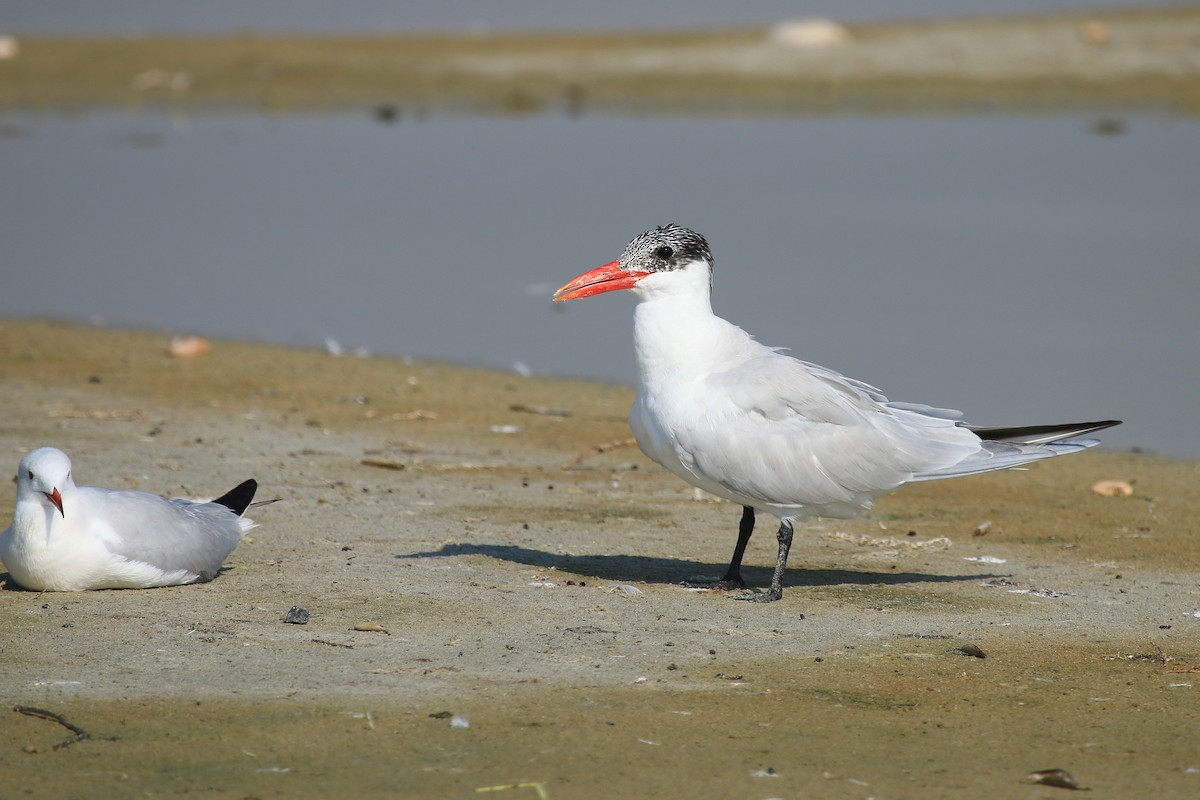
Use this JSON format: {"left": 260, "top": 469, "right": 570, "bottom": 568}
{"left": 554, "top": 224, "right": 1119, "bottom": 601}
{"left": 1, "top": 447, "right": 257, "bottom": 591}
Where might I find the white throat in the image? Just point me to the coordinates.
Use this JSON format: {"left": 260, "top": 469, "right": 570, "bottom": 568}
{"left": 629, "top": 262, "right": 746, "bottom": 387}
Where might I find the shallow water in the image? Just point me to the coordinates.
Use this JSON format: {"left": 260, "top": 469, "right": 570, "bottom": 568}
{"left": 3, "top": 109, "right": 1197, "bottom": 456}
{"left": 6, "top": 0, "right": 1176, "bottom": 34}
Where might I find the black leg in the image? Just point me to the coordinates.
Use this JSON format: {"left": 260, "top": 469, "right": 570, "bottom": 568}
{"left": 736, "top": 519, "right": 793, "bottom": 602}
{"left": 719, "top": 506, "right": 755, "bottom": 587}
{"left": 683, "top": 505, "right": 755, "bottom": 590}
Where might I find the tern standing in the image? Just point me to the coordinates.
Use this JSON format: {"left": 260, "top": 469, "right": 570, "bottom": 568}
{"left": 555, "top": 225, "right": 1118, "bottom": 601}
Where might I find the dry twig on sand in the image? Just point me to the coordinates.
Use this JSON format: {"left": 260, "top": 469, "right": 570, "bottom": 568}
{"left": 14, "top": 705, "right": 112, "bottom": 750}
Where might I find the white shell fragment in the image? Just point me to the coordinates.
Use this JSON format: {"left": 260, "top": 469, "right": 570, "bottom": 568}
{"left": 768, "top": 18, "right": 850, "bottom": 48}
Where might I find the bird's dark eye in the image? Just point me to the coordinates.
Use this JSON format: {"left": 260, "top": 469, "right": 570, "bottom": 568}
{"left": 27, "top": 470, "right": 33, "bottom": 480}
{"left": 654, "top": 245, "right": 674, "bottom": 260}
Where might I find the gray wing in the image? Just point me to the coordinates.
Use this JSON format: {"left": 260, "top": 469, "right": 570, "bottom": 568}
{"left": 79, "top": 486, "right": 252, "bottom": 581}
{"left": 668, "top": 352, "right": 983, "bottom": 511}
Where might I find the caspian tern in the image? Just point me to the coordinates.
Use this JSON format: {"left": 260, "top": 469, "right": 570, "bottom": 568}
{"left": 0, "top": 447, "right": 257, "bottom": 591}
{"left": 554, "top": 224, "right": 1119, "bottom": 602}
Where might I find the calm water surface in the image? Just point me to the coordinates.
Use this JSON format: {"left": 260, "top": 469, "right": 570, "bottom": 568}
{"left": 5, "top": 0, "right": 1175, "bottom": 34}
{"left": 2, "top": 110, "right": 1197, "bottom": 457}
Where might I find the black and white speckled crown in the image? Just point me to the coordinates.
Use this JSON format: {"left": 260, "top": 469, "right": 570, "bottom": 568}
{"left": 620, "top": 224, "right": 714, "bottom": 274}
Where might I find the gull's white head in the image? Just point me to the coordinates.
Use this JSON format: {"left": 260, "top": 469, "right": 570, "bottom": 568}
{"left": 553, "top": 224, "right": 715, "bottom": 302}
{"left": 17, "top": 447, "right": 75, "bottom": 518}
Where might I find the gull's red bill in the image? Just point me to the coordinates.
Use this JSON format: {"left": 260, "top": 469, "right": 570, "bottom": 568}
{"left": 44, "top": 487, "right": 64, "bottom": 517}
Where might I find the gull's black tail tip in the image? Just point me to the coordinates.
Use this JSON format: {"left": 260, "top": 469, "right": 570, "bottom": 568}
{"left": 212, "top": 479, "right": 258, "bottom": 516}
{"left": 970, "top": 419, "right": 1122, "bottom": 446}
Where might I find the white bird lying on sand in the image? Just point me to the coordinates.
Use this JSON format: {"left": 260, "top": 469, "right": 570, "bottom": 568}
{"left": 1, "top": 447, "right": 257, "bottom": 591}
{"left": 554, "top": 224, "right": 1120, "bottom": 602}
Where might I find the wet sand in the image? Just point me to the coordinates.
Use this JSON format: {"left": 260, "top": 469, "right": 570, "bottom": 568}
{"left": 3, "top": 6, "right": 1199, "bottom": 116}
{"left": 1, "top": 318, "right": 1197, "bottom": 797}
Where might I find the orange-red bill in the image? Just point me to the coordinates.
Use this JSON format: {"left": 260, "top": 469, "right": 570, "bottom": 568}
{"left": 44, "top": 487, "right": 64, "bottom": 517}
{"left": 553, "top": 261, "right": 652, "bottom": 301}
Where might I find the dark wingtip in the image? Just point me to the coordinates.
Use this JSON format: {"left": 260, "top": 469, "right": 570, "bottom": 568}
{"left": 970, "top": 419, "right": 1122, "bottom": 445}
{"left": 212, "top": 479, "right": 258, "bottom": 516}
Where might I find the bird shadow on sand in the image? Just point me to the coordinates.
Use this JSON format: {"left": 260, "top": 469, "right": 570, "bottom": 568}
{"left": 396, "top": 543, "right": 1003, "bottom": 589}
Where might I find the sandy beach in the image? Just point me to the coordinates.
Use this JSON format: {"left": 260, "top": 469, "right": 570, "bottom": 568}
{"left": 4, "top": 4, "right": 1198, "bottom": 795}
{"left": 1, "top": 318, "right": 1196, "bottom": 797}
